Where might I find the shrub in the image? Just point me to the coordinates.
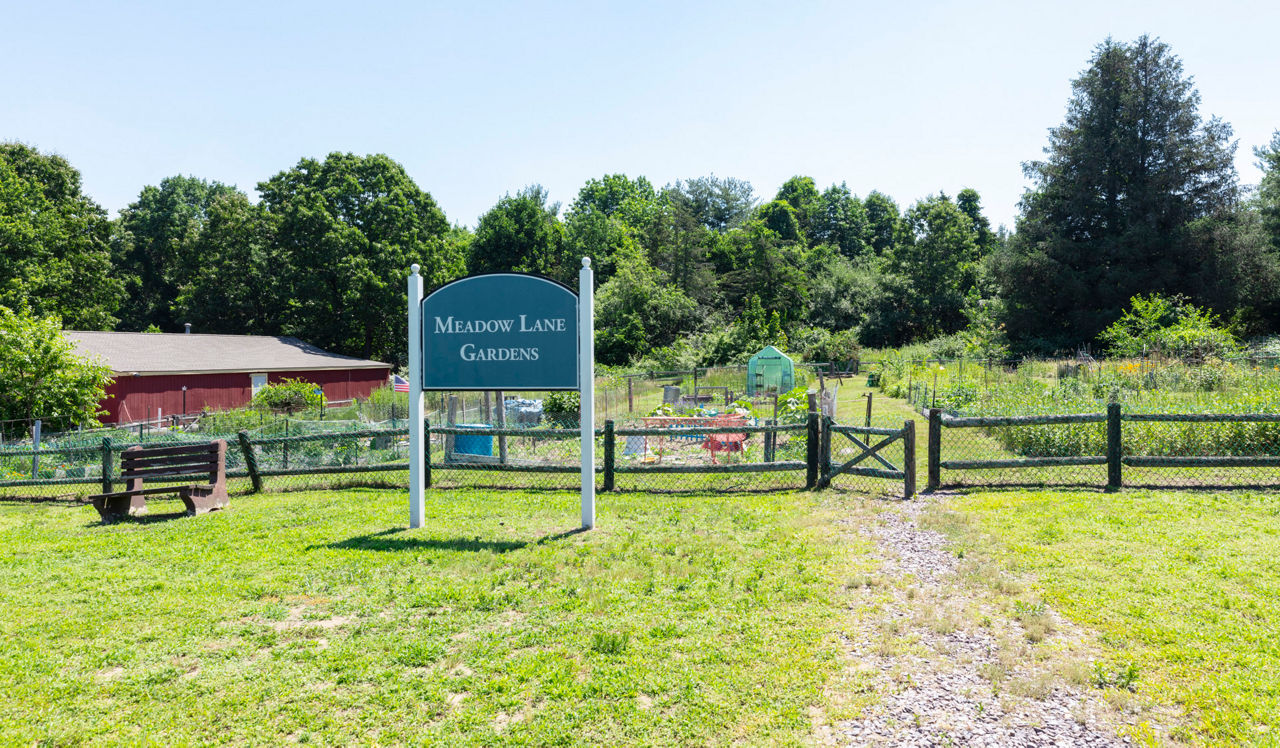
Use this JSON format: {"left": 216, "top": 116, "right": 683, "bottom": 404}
{"left": 775, "top": 385, "right": 811, "bottom": 424}
{"left": 544, "top": 391, "right": 580, "bottom": 426}
{"left": 633, "top": 337, "right": 703, "bottom": 372}
{"left": 359, "top": 384, "right": 409, "bottom": 421}
{"left": 1099, "top": 294, "right": 1239, "bottom": 359}
{"left": 792, "top": 327, "right": 861, "bottom": 368}
{"left": 925, "top": 334, "right": 967, "bottom": 359}
{"left": 251, "top": 378, "right": 326, "bottom": 412}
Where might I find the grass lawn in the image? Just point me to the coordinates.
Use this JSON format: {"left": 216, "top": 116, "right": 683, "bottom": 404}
{"left": 0, "top": 487, "right": 871, "bottom": 745}
{"left": 928, "top": 488, "right": 1280, "bottom": 745}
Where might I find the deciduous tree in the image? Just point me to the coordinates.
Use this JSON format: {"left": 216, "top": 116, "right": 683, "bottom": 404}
{"left": 259, "top": 152, "right": 457, "bottom": 365}
{"left": 112, "top": 175, "right": 243, "bottom": 331}
{"left": 0, "top": 143, "right": 121, "bottom": 329}
{"left": 812, "top": 183, "right": 871, "bottom": 257}
{"left": 173, "top": 192, "right": 277, "bottom": 335}
{"left": 863, "top": 191, "right": 900, "bottom": 255}
{"left": 0, "top": 306, "right": 112, "bottom": 436}
{"left": 468, "top": 185, "right": 571, "bottom": 283}
{"left": 774, "top": 176, "right": 820, "bottom": 239}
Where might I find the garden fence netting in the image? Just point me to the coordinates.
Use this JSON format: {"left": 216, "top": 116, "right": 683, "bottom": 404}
{"left": 1, "top": 363, "right": 913, "bottom": 501}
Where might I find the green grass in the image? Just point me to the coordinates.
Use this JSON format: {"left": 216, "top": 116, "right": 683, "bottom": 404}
{"left": 0, "top": 487, "right": 868, "bottom": 745}
{"left": 928, "top": 489, "right": 1280, "bottom": 745}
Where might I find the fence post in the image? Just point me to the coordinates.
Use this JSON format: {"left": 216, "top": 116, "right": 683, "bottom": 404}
{"left": 237, "top": 431, "right": 262, "bottom": 493}
{"left": 627, "top": 378, "right": 634, "bottom": 413}
{"left": 424, "top": 419, "right": 432, "bottom": 489}
{"left": 820, "top": 415, "right": 833, "bottom": 479}
{"left": 926, "top": 408, "right": 942, "bottom": 492}
{"left": 806, "top": 412, "right": 820, "bottom": 489}
{"left": 100, "top": 437, "right": 113, "bottom": 494}
{"left": 765, "top": 419, "right": 775, "bottom": 463}
{"left": 1107, "top": 403, "right": 1122, "bottom": 491}
{"left": 603, "top": 420, "right": 615, "bottom": 492}
{"left": 903, "top": 420, "right": 916, "bottom": 499}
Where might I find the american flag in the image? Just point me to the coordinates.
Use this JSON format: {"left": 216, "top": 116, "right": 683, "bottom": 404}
{"left": 392, "top": 375, "right": 411, "bottom": 393}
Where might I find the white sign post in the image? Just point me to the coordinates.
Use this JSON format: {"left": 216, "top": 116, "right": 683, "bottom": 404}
{"left": 579, "top": 258, "right": 595, "bottom": 529}
{"left": 408, "top": 264, "right": 425, "bottom": 529}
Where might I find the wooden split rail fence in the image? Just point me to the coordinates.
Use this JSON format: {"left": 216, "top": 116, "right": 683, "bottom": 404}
{"left": 925, "top": 405, "right": 1280, "bottom": 490}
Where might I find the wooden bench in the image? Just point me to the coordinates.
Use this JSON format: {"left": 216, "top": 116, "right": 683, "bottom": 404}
{"left": 90, "top": 441, "right": 229, "bottom": 520}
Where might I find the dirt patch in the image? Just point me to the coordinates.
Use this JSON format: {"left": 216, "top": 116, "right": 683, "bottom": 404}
{"left": 827, "top": 495, "right": 1155, "bottom": 746}
{"left": 270, "top": 605, "right": 352, "bottom": 632}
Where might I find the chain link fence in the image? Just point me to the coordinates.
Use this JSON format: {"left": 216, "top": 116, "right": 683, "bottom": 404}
{"left": 0, "top": 414, "right": 922, "bottom": 503}
{"left": 1, "top": 364, "right": 908, "bottom": 503}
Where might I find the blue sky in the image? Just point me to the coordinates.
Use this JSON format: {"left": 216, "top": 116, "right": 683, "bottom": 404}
{"left": 6, "top": 0, "right": 1278, "bottom": 230}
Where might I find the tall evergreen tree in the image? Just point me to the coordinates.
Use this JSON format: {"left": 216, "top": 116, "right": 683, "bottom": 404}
{"left": 664, "top": 176, "right": 756, "bottom": 233}
{"left": 1257, "top": 130, "right": 1280, "bottom": 253}
{"left": 997, "top": 36, "right": 1238, "bottom": 350}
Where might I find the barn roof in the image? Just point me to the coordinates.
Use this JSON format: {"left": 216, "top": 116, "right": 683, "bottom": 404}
{"left": 65, "top": 332, "right": 391, "bottom": 375}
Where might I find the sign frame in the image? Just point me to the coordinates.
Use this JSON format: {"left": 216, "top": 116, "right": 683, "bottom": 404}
{"left": 407, "top": 259, "right": 596, "bottom": 530}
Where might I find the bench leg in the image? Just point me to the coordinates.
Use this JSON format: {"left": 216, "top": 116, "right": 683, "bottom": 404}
{"left": 182, "top": 485, "right": 229, "bottom": 515}
{"left": 93, "top": 494, "right": 147, "bottom": 521}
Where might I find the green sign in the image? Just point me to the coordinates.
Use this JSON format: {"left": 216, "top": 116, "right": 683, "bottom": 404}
{"left": 420, "top": 274, "right": 579, "bottom": 390}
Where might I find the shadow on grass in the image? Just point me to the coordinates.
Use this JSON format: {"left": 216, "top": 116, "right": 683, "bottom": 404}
{"left": 91, "top": 510, "right": 201, "bottom": 526}
{"left": 936, "top": 482, "right": 1107, "bottom": 493}
{"left": 317, "top": 526, "right": 588, "bottom": 554}
{"left": 0, "top": 495, "right": 91, "bottom": 506}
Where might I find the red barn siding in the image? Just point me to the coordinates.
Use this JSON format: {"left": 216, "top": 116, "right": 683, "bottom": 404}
{"left": 99, "top": 368, "right": 391, "bottom": 423}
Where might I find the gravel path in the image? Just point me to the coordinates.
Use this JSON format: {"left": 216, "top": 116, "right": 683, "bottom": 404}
{"left": 828, "top": 496, "right": 1133, "bottom": 747}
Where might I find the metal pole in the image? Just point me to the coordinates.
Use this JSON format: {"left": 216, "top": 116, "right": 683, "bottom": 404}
{"left": 31, "top": 419, "right": 41, "bottom": 478}
{"left": 496, "top": 390, "right": 508, "bottom": 464}
{"left": 579, "top": 258, "right": 596, "bottom": 529}
{"left": 408, "top": 264, "right": 426, "bottom": 528}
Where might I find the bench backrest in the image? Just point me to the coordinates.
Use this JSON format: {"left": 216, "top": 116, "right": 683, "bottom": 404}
{"left": 121, "top": 441, "right": 226, "bottom": 484}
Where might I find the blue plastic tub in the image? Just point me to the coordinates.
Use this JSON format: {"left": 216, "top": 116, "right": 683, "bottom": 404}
{"left": 454, "top": 424, "right": 493, "bottom": 456}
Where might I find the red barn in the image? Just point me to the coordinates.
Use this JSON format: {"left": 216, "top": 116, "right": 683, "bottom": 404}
{"left": 66, "top": 331, "right": 393, "bottom": 424}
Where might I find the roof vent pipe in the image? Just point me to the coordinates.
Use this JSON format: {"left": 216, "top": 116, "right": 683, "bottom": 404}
{"left": 184, "top": 323, "right": 192, "bottom": 334}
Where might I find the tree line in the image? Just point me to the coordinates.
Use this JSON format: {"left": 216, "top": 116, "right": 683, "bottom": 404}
{"left": 3, "top": 34, "right": 1279, "bottom": 372}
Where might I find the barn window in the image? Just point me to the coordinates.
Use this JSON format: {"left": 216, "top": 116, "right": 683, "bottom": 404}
{"left": 251, "top": 373, "right": 268, "bottom": 395}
